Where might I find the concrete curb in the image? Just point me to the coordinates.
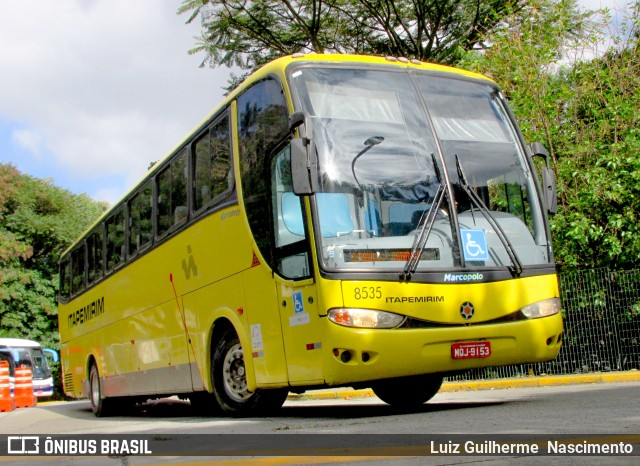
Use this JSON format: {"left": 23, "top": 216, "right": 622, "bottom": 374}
{"left": 287, "top": 370, "right": 640, "bottom": 401}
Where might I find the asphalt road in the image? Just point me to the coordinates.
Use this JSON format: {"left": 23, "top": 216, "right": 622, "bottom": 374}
{"left": 1, "top": 379, "right": 639, "bottom": 465}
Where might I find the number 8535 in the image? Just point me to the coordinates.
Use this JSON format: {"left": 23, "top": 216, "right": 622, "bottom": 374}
{"left": 353, "top": 286, "right": 382, "bottom": 300}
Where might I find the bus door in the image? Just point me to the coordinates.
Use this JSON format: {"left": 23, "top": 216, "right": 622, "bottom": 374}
{"left": 276, "top": 278, "right": 323, "bottom": 385}
{"left": 272, "top": 147, "right": 323, "bottom": 385}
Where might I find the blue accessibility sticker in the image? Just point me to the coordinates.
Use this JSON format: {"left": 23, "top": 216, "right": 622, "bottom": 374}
{"left": 461, "top": 229, "right": 489, "bottom": 261}
{"left": 293, "top": 290, "right": 304, "bottom": 314}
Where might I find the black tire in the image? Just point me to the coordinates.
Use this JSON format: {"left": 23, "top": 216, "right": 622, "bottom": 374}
{"left": 89, "top": 363, "right": 124, "bottom": 417}
{"left": 211, "top": 327, "right": 288, "bottom": 416}
{"left": 371, "top": 374, "right": 443, "bottom": 407}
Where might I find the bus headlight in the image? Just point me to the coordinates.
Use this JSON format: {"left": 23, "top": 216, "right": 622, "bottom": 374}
{"left": 520, "top": 298, "right": 561, "bottom": 319}
{"left": 328, "top": 308, "right": 405, "bottom": 328}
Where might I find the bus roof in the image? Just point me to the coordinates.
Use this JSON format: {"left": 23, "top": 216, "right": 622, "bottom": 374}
{"left": 61, "top": 54, "right": 495, "bottom": 258}
{"left": 0, "top": 338, "right": 43, "bottom": 348}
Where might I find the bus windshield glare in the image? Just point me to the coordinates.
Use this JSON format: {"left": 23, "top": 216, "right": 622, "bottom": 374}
{"left": 290, "top": 67, "right": 550, "bottom": 273}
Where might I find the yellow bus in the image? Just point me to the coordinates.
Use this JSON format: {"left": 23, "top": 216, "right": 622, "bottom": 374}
{"left": 58, "top": 54, "right": 563, "bottom": 417}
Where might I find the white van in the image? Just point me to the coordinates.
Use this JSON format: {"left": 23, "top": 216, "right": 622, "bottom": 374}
{"left": 0, "top": 338, "right": 54, "bottom": 397}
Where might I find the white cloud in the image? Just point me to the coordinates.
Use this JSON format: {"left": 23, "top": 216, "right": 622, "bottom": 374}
{"left": 571, "top": 0, "right": 636, "bottom": 61}
{"left": 12, "top": 128, "right": 44, "bottom": 158}
{"left": 0, "top": 0, "right": 231, "bottom": 203}
{"left": 0, "top": 0, "right": 632, "bottom": 204}
{"left": 91, "top": 186, "right": 126, "bottom": 207}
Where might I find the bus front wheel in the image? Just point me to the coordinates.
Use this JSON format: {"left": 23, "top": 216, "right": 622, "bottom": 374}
{"left": 371, "top": 374, "right": 443, "bottom": 407}
{"left": 211, "top": 327, "right": 288, "bottom": 416}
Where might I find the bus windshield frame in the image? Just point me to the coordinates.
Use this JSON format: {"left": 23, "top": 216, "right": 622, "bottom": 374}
{"left": 287, "top": 64, "right": 552, "bottom": 276}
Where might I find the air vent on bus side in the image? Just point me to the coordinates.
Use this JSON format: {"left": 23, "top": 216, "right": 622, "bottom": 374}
{"left": 64, "top": 372, "right": 74, "bottom": 393}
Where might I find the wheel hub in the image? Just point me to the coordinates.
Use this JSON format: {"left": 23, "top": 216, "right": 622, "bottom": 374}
{"left": 222, "top": 343, "right": 250, "bottom": 402}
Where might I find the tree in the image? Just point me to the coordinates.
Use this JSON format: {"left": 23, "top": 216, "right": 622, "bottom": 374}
{"left": 0, "top": 164, "right": 107, "bottom": 349}
{"left": 459, "top": 0, "right": 640, "bottom": 270}
{"left": 179, "top": 0, "right": 524, "bottom": 78}
{"left": 550, "top": 45, "right": 640, "bottom": 269}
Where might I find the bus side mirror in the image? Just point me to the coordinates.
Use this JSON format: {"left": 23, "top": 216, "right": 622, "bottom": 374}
{"left": 289, "top": 112, "right": 318, "bottom": 195}
{"left": 530, "top": 142, "right": 557, "bottom": 215}
{"left": 530, "top": 142, "right": 549, "bottom": 159}
{"left": 542, "top": 166, "right": 557, "bottom": 215}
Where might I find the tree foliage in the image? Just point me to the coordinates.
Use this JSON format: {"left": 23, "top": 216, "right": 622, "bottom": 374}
{"left": 183, "top": 0, "right": 640, "bottom": 271}
{"left": 0, "top": 164, "right": 107, "bottom": 349}
{"left": 179, "top": 0, "right": 524, "bottom": 77}
{"left": 460, "top": 0, "right": 640, "bottom": 270}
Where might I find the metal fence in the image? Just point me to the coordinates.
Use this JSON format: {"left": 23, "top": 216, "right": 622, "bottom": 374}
{"left": 448, "top": 267, "right": 640, "bottom": 381}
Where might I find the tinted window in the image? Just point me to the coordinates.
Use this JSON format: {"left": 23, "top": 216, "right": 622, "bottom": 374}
{"left": 129, "top": 180, "right": 153, "bottom": 256}
{"left": 238, "top": 78, "right": 289, "bottom": 267}
{"left": 106, "top": 206, "right": 126, "bottom": 272}
{"left": 194, "top": 112, "right": 232, "bottom": 211}
{"left": 71, "top": 244, "right": 86, "bottom": 295}
{"left": 59, "top": 257, "right": 71, "bottom": 299}
{"left": 87, "top": 228, "right": 104, "bottom": 284}
{"left": 29, "top": 347, "right": 51, "bottom": 378}
{"left": 157, "top": 148, "right": 188, "bottom": 236}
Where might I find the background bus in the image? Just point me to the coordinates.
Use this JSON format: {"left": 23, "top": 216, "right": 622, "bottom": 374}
{"left": 0, "top": 338, "right": 54, "bottom": 398}
{"left": 0, "top": 349, "right": 16, "bottom": 396}
{"left": 58, "top": 54, "right": 562, "bottom": 417}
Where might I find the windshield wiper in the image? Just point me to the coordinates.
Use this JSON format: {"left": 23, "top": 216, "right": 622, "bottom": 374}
{"left": 401, "top": 153, "right": 445, "bottom": 282}
{"left": 455, "top": 155, "right": 523, "bottom": 276}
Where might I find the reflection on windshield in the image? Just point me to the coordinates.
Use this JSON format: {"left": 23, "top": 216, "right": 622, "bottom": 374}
{"left": 289, "top": 66, "right": 551, "bottom": 272}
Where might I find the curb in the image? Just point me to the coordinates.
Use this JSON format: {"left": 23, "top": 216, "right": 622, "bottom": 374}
{"left": 287, "top": 370, "right": 640, "bottom": 401}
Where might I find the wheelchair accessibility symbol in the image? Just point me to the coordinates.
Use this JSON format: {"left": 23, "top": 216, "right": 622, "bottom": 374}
{"left": 293, "top": 290, "right": 305, "bottom": 314}
{"left": 461, "top": 229, "right": 489, "bottom": 261}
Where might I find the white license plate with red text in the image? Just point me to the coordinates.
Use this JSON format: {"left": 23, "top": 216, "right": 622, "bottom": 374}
{"left": 451, "top": 341, "right": 491, "bottom": 359}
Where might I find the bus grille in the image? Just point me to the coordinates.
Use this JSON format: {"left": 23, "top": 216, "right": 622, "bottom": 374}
{"left": 64, "top": 372, "right": 74, "bottom": 393}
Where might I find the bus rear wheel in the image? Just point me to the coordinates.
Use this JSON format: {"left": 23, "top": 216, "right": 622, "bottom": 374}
{"left": 211, "top": 327, "right": 288, "bottom": 416}
{"left": 371, "top": 374, "right": 443, "bottom": 407}
{"left": 89, "top": 363, "right": 124, "bottom": 417}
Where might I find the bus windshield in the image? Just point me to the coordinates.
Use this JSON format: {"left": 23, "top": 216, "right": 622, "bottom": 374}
{"left": 290, "top": 66, "right": 551, "bottom": 273}
{"left": 0, "top": 339, "right": 54, "bottom": 398}
{"left": 3, "top": 347, "right": 51, "bottom": 379}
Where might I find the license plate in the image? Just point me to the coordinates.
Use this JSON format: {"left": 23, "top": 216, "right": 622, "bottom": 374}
{"left": 451, "top": 341, "right": 491, "bottom": 359}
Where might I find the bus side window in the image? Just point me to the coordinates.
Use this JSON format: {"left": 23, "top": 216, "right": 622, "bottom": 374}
{"left": 59, "top": 257, "right": 71, "bottom": 300}
{"left": 157, "top": 148, "right": 188, "bottom": 236}
{"left": 129, "top": 180, "right": 153, "bottom": 257}
{"left": 71, "top": 243, "right": 86, "bottom": 295}
{"left": 193, "top": 112, "right": 232, "bottom": 212}
{"left": 487, "top": 173, "right": 530, "bottom": 228}
{"left": 106, "top": 206, "right": 126, "bottom": 272}
{"left": 272, "top": 147, "right": 311, "bottom": 279}
{"left": 87, "top": 227, "right": 104, "bottom": 284}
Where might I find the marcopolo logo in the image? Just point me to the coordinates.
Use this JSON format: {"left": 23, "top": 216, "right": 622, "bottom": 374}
{"left": 444, "top": 273, "right": 484, "bottom": 283}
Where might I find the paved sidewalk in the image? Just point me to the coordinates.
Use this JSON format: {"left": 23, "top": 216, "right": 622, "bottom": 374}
{"left": 288, "top": 369, "right": 640, "bottom": 401}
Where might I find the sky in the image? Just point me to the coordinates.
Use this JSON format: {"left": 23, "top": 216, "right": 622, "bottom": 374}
{"left": 0, "top": 0, "right": 634, "bottom": 206}
{"left": 0, "top": 0, "right": 231, "bottom": 205}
